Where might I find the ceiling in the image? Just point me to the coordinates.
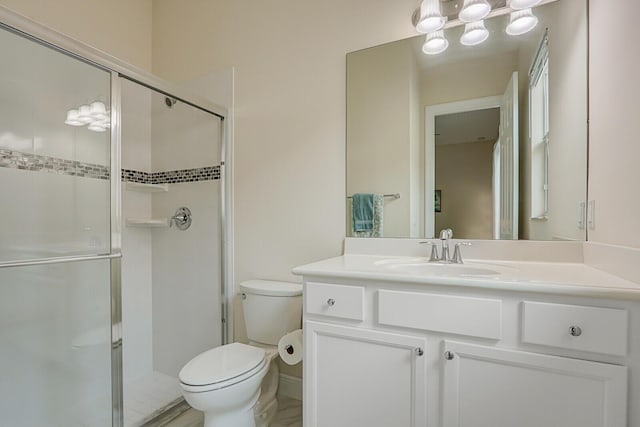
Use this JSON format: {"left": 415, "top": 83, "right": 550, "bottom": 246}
{"left": 435, "top": 108, "right": 500, "bottom": 145}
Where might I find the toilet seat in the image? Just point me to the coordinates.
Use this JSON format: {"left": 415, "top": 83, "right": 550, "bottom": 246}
{"left": 179, "top": 343, "right": 267, "bottom": 393}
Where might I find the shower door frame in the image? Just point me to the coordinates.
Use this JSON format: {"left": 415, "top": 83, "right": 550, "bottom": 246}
{"left": 0, "top": 6, "right": 233, "bottom": 427}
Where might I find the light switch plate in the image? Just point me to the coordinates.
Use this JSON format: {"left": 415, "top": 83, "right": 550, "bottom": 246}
{"left": 587, "top": 200, "right": 596, "bottom": 230}
{"left": 577, "top": 201, "right": 586, "bottom": 229}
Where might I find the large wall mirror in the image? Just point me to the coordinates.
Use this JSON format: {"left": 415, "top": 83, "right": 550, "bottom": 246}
{"left": 346, "top": 0, "right": 587, "bottom": 240}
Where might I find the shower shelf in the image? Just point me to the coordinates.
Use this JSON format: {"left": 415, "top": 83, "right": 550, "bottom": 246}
{"left": 125, "top": 218, "right": 170, "bottom": 228}
{"left": 125, "top": 182, "right": 169, "bottom": 193}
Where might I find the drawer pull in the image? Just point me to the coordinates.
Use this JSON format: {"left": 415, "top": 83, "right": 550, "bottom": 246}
{"left": 569, "top": 325, "right": 582, "bottom": 337}
{"left": 415, "top": 347, "right": 424, "bottom": 357}
{"left": 444, "top": 351, "right": 455, "bottom": 360}
{"left": 327, "top": 298, "right": 336, "bottom": 306}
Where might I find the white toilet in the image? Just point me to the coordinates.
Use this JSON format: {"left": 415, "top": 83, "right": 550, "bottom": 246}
{"left": 179, "top": 280, "right": 302, "bottom": 427}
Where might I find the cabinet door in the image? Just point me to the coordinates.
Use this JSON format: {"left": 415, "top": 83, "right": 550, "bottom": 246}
{"left": 305, "top": 321, "right": 427, "bottom": 427}
{"left": 442, "top": 341, "right": 627, "bottom": 427}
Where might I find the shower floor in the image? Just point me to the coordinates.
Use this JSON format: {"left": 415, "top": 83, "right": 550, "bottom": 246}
{"left": 124, "top": 371, "right": 182, "bottom": 426}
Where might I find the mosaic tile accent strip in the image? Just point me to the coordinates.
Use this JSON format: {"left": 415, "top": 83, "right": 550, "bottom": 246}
{"left": 0, "top": 148, "right": 220, "bottom": 184}
{"left": 122, "top": 166, "right": 220, "bottom": 184}
{"left": 0, "top": 148, "right": 110, "bottom": 180}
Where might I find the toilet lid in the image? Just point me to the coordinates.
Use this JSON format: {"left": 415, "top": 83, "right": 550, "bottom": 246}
{"left": 179, "top": 342, "right": 266, "bottom": 386}
{"left": 240, "top": 280, "right": 302, "bottom": 297}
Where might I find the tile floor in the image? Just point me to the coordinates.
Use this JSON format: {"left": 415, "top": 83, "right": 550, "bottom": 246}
{"left": 163, "top": 396, "right": 302, "bottom": 427}
{"left": 124, "top": 371, "right": 183, "bottom": 426}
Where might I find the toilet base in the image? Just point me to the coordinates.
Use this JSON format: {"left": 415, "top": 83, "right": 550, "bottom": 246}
{"left": 254, "top": 356, "right": 280, "bottom": 427}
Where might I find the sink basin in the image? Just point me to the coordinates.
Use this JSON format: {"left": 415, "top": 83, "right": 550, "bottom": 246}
{"left": 374, "top": 258, "right": 512, "bottom": 276}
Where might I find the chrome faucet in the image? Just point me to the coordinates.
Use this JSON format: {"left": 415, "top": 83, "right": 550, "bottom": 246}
{"left": 438, "top": 228, "right": 453, "bottom": 262}
{"left": 421, "top": 228, "right": 471, "bottom": 264}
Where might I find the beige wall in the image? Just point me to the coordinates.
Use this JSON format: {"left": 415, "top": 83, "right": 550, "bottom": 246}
{"left": 421, "top": 51, "right": 518, "bottom": 107}
{"left": 435, "top": 141, "right": 495, "bottom": 239}
{"left": 151, "top": 0, "right": 421, "bottom": 367}
{"left": 589, "top": 0, "right": 640, "bottom": 249}
{"left": 3, "top": 0, "right": 639, "bottom": 377}
{"left": 0, "top": 0, "right": 152, "bottom": 71}
{"left": 347, "top": 40, "right": 418, "bottom": 237}
{"left": 518, "top": 0, "right": 588, "bottom": 241}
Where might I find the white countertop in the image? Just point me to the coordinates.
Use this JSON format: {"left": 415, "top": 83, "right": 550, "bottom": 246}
{"left": 292, "top": 254, "right": 640, "bottom": 300}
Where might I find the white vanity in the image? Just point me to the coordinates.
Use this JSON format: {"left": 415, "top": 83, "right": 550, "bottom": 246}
{"left": 293, "top": 239, "right": 640, "bottom": 427}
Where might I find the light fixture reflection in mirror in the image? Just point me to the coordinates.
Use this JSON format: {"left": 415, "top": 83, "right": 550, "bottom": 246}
{"left": 422, "top": 31, "right": 449, "bottom": 55}
{"left": 459, "top": 0, "right": 492, "bottom": 22}
{"left": 460, "top": 20, "right": 490, "bottom": 46}
{"left": 346, "top": 0, "right": 588, "bottom": 241}
{"left": 506, "top": 8, "right": 539, "bottom": 35}
{"left": 416, "top": 0, "right": 447, "bottom": 33}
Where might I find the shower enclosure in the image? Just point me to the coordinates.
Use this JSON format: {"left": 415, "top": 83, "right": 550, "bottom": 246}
{"left": 0, "top": 7, "right": 230, "bottom": 427}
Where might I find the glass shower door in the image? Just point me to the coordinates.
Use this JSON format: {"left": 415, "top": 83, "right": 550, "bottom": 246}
{"left": 0, "top": 24, "right": 115, "bottom": 426}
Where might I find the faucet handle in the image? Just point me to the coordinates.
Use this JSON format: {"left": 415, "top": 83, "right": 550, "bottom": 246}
{"left": 439, "top": 228, "right": 453, "bottom": 239}
{"left": 419, "top": 241, "right": 439, "bottom": 262}
{"left": 452, "top": 242, "right": 472, "bottom": 264}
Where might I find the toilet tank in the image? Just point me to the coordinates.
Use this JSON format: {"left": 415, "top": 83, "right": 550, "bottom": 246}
{"left": 240, "top": 280, "right": 303, "bottom": 346}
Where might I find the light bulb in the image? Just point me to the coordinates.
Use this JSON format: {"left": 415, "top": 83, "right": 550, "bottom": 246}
{"left": 508, "top": 0, "right": 542, "bottom": 10}
{"left": 460, "top": 20, "right": 489, "bottom": 46}
{"left": 77, "top": 104, "right": 93, "bottom": 124}
{"left": 89, "top": 101, "right": 108, "bottom": 120}
{"left": 416, "top": 0, "right": 446, "bottom": 33}
{"left": 506, "top": 8, "right": 538, "bottom": 35}
{"left": 459, "top": 0, "right": 491, "bottom": 23}
{"left": 64, "top": 109, "right": 85, "bottom": 126}
{"left": 88, "top": 121, "right": 108, "bottom": 132}
{"left": 422, "top": 31, "right": 449, "bottom": 55}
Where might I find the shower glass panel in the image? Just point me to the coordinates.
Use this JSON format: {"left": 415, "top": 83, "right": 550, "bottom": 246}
{"left": 0, "top": 26, "right": 111, "bottom": 262}
{"left": 0, "top": 23, "right": 113, "bottom": 427}
{"left": 0, "top": 260, "right": 113, "bottom": 426}
{"left": 120, "top": 78, "right": 223, "bottom": 426}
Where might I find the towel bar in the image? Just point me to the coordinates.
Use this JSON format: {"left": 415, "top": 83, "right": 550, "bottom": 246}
{"left": 347, "top": 193, "right": 400, "bottom": 200}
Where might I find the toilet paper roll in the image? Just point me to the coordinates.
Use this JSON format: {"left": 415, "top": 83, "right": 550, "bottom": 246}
{"left": 278, "top": 329, "right": 302, "bottom": 365}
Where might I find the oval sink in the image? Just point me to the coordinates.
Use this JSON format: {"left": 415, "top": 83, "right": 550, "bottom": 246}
{"left": 374, "top": 258, "right": 511, "bottom": 276}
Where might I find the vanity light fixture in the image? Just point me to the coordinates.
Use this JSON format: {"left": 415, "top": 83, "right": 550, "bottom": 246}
{"left": 65, "top": 101, "right": 110, "bottom": 132}
{"left": 460, "top": 20, "right": 489, "bottom": 46}
{"left": 89, "top": 101, "right": 108, "bottom": 121}
{"left": 87, "top": 121, "right": 108, "bottom": 132}
{"left": 422, "top": 30, "right": 449, "bottom": 55}
{"left": 416, "top": 0, "right": 446, "bottom": 33}
{"left": 508, "top": 0, "right": 542, "bottom": 10}
{"left": 459, "top": 0, "right": 491, "bottom": 23}
{"left": 506, "top": 8, "right": 538, "bottom": 35}
{"left": 77, "top": 104, "right": 94, "bottom": 124}
{"left": 64, "top": 109, "right": 85, "bottom": 126}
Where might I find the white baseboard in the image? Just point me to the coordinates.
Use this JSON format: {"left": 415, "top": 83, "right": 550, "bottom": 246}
{"left": 278, "top": 374, "right": 302, "bottom": 401}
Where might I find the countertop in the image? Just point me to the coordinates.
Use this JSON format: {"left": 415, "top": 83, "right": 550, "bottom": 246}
{"left": 292, "top": 254, "right": 640, "bottom": 300}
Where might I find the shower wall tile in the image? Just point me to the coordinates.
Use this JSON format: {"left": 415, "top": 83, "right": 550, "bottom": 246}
{"left": 122, "top": 166, "right": 220, "bottom": 184}
{"left": 0, "top": 148, "right": 219, "bottom": 184}
{"left": 0, "top": 148, "right": 110, "bottom": 180}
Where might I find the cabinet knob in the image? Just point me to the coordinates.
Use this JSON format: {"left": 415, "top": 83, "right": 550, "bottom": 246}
{"left": 327, "top": 298, "right": 336, "bottom": 306}
{"left": 569, "top": 325, "right": 582, "bottom": 337}
{"left": 444, "top": 351, "right": 455, "bottom": 360}
{"left": 415, "top": 347, "right": 424, "bottom": 356}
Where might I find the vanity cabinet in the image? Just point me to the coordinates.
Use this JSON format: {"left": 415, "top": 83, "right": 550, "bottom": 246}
{"left": 302, "top": 280, "right": 633, "bottom": 427}
{"left": 305, "top": 321, "right": 426, "bottom": 427}
{"left": 442, "top": 341, "right": 627, "bottom": 427}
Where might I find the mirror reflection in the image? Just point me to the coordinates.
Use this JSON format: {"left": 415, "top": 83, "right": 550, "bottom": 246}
{"left": 346, "top": 0, "right": 587, "bottom": 240}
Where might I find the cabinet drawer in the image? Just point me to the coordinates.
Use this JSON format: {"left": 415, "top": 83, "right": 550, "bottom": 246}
{"left": 305, "top": 282, "right": 365, "bottom": 321}
{"left": 521, "top": 301, "right": 628, "bottom": 357}
{"left": 378, "top": 290, "right": 502, "bottom": 339}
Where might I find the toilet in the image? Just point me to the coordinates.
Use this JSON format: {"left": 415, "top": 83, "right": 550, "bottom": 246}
{"left": 179, "top": 280, "right": 303, "bottom": 427}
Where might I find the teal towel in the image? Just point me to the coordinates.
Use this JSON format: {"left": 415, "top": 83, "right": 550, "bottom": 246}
{"left": 352, "top": 193, "right": 375, "bottom": 231}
